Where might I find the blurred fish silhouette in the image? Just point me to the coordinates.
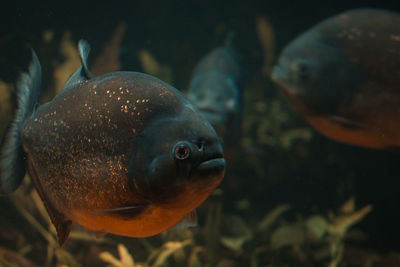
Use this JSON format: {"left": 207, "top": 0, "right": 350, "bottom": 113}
{"left": 0, "top": 40, "right": 225, "bottom": 245}
{"left": 271, "top": 9, "right": 400, "bottom": 148}
{"left": 91, "top": 22, "right": 127, "bottom": 76}
{"left": 188, "top": 33, "right": 242, "bottom": 149}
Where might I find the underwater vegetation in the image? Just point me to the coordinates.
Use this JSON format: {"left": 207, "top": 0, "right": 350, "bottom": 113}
{"left": 1, "top": 2, "right": 400, "bottom": 266}
{"left": 0, "top": 179, "right": 394, "bottom": 267}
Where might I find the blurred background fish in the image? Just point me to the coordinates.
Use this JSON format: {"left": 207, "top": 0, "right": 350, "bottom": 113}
{"left": 188, "top": 33, "right": 242, "bottom": 152}
{"left": 271, "top": 8, "right": 400, "bottom": 149}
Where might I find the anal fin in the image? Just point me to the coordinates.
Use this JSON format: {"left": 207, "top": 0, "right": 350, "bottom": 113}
{"left": 52, "top": 212, "right": 72, "bottom": 246}
{"left": 170, "top": 209, "right": 197, "bottom": 231}
{"left": 27, "top": 157, "right": 72, "bottom": 246}
{"left": 95, "top": 230, "right": 107, "bottom": 238}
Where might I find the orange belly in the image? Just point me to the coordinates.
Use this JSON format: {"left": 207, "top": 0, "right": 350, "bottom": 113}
{"left": 71, "top": 205, "right": 189, "bottom": 237}
{"left": 70, "top": 174, "right": 223, "bottom": 237}
{"left": 306, "top": 115, "right": 394, "bottom": 149}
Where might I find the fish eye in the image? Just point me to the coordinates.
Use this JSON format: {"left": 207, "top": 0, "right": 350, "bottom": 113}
{"left": 173, "top": 142, "right": 191, "bottom": 160}
{"left": 295, "top": 61, "right": 311, "bottom": 78}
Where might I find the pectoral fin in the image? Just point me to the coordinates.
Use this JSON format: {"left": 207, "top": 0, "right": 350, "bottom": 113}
{"left": 92, "top": 205, "right": 148, "bottom": 220}
{"left": 329, "top": 115, "right": 379, "bottom": 132}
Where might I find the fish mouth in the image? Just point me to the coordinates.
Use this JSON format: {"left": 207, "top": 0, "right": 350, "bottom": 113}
{"left": 270, "top": 65, "right": 287, "bottom": 83}
{"left": 193, "top": 153, "right": 225, "bottom": 174}
{"left": 271, "top": 65, "right": 299, "bottom": 95}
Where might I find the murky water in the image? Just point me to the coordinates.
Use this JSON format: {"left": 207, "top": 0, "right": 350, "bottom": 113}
{"left": 1, "top": 1, "right": 400, "bottom": 266}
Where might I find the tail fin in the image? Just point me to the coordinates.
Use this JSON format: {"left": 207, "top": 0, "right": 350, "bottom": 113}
{"left": 0, "top": 51, "right": 42, "bottom": 194}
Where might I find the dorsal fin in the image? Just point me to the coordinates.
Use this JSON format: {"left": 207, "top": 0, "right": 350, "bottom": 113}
{"left": 78, "top": 39, "right": 93, "bottom": 78}
{"left": 63, "top": 39, "right": 94, "bottom": 90}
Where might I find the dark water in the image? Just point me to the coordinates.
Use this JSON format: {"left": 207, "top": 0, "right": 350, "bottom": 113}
{"left": 1, "top": 1, "right": 400, "bottom": 266}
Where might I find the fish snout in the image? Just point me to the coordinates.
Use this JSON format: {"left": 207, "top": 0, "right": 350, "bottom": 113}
{"left": 271, "top": 65, "right": 289, "bottom": 84}
{"left": 271, "top": 65, "right": 302, "bottom": 96}
{"left": 193, "top": 139, "right": 225, "bottom": 174}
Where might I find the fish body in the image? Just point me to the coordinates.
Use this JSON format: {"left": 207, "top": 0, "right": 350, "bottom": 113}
{"left": 1, "top": 41, "right": 225, "bottom": 245}
{"left": 188, "top": 35, "right": 242, "bottom": 147}
{"left": 271, "top": 8, "right": 400, "bottom": 148}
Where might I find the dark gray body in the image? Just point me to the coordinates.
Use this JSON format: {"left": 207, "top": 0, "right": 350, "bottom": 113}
{"left": 22, "top": 72, "right": 184, "bottom": 213}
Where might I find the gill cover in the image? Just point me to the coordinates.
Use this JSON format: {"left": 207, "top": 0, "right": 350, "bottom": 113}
{"left": 128, "top": 130, "right": 204, "bottom": 199}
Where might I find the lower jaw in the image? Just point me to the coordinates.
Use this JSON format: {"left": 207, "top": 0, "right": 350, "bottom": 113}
{"left": 194, "top": 158, "right": 226, "bottom": 173}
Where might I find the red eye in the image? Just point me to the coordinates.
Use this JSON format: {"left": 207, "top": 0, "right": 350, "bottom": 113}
{"left": 295, "top": 62, "right": 310, "bottom": 78}
{"left": 174, "top": 142, "right": 191, "bottom": 160}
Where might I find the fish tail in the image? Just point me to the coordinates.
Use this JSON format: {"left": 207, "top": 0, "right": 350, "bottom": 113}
{"left": 0, "top": 50, "right": 42, "bottom": 194}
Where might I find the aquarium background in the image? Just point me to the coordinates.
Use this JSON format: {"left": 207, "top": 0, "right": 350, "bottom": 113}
{"left": 1, "top": 0, "right": 400, "bottom": 266}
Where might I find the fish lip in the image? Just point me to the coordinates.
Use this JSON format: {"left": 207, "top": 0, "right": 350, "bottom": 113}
{"left": 195, "top": 158, "right": 226, "bottom": 173}
{"left": 193, "top": 154, "right": 225, "bottom": 173}
{"left": 271, "top": 65, "right": 287, "bottom": 83}
{"left": 271, "top": 65, "right": 300, "bottom": 95}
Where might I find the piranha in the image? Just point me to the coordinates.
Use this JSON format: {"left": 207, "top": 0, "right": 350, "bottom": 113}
{"left": 0, "top": 40, "right": 225, "bottom": 245}
{"left": 271, "top": 8, "right": 400, "bottom": 149}
{"left": 188, "top": 33, "right": 242, "bottom": 148}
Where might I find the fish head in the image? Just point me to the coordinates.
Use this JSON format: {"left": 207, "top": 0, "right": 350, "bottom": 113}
{"left": 188, "top": 72, "right": 239, "bottom": 128}
{"left": 271, "top": 32, "right": 358, "bottom": 116}
{"left": 130, "top": 99, "right": 225, "bottom": 208}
